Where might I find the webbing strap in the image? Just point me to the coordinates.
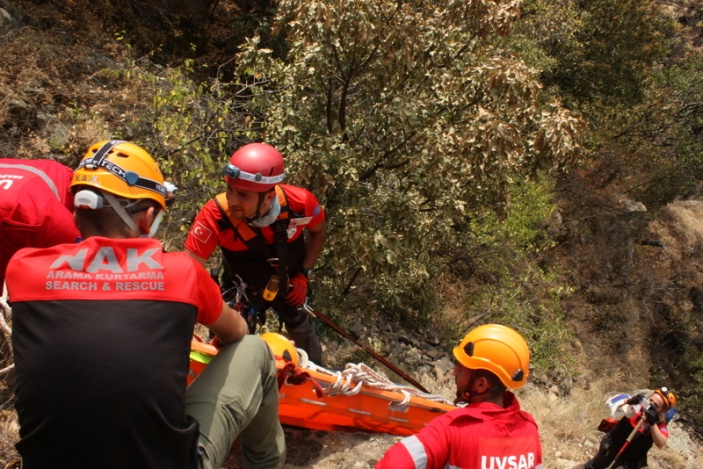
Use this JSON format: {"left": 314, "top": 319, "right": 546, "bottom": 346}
{"left": 214, "top": 188, "right": 292, "bottom": 303}
{"left": 271, "top": 186, "right": 291, "bottom": 297}
{"left": 214, "top": 193, "right": 259, "bottom": 242}
{"left": 277, "top": 361, "right": 325, "bottom": 398}
{"left": 0, "top": 162, "right": 60, "bottom": 201}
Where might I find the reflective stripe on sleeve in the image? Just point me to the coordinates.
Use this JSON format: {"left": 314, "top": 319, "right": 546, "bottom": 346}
{"left": 0, "top": 163, "right": 60, "bottom": 200}
{"left": 400, "top": 435, "right": 428, "bottom": 469}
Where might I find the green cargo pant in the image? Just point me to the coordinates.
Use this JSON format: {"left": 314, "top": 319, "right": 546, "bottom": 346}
{"left": 186, "top": 335, "right": 285, "bottom": 469}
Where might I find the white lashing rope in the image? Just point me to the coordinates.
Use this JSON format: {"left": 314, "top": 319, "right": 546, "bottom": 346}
{"left": 1, "top": 281, "right": 11, "bottom": 336}
{"left": 0, "top": 282, "right": 14, "bottom": 375}
{"left": 312, "top": 361, "right": 453, "bottom": 408}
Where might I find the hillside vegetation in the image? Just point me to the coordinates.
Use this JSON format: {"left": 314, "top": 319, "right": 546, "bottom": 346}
{"left": 2, "top": 0, "right": 703, "bottom": 468}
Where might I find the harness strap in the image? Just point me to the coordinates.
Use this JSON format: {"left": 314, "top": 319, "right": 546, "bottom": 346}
{"left": 213, "top": 188, "right": 293, "bottom": 303}
{"left": 272, "top": 186, "right": 291, "bottom": 299}
{"left": 214, "top": 193, "right": 259, "bottom": 242}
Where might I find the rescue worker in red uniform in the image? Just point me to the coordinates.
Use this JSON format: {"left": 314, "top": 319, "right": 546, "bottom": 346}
{"left": 0, "top": 158, "right": 80, "bottom": 290}
{"left": 375, "top": 324, "right": 543, "bottom": 469}
{"left": 573, "top": 387, "right": 676, "bottom": 469}
{"left": 6, "top": 140, "right": 285, "bottom": 469}
{"left": 184, "top": 143, "right": 326, "bottom": 364}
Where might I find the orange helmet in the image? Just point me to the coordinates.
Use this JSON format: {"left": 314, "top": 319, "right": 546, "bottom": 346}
{"left": 654, "top": 386, "right": 677, "bottom": 410}
{"left": 72, "top": 140, "right": 167, "bottom": 210}
{"left": 261, "top": 332, "right": 299, "bottom": 367}
{"left": 224, "top": 143, "right": 285, "bottom": 192}
{"left": 453, "top": 324, "right": 530, "bottom": 389}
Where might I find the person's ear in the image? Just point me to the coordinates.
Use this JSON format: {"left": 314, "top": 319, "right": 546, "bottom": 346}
{"left": 473, "top": 376, "right": 490, "bottom": 394}
{"left": 135, "top": 206, "right": 156, "bottom": 235}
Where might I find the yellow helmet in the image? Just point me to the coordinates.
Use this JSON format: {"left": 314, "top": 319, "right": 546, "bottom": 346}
{"left": 654, "top": 386, "right": 677, "bottom": 410}
{"left": 72, "top": 140, "right": 167, "bottom": 210}
{"left": 261, "top": 332, "right": 299, "bottom": 367}
{"left": 452, "top": 324, "right": 530, "bottom": 389}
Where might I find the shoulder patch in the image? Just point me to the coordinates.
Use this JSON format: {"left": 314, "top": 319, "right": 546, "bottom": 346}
{"left": 191, "top": 221, "right": 213, "bottom": 244}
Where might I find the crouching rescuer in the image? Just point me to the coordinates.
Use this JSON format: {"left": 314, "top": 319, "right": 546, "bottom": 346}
{"left": 184, "top": 142, "right": 326, "bottom": 364}
{"left": 375, "top": 324, "right": 543, "bottom": 469}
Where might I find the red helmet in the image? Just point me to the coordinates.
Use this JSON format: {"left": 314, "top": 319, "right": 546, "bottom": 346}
{"left": 224, "top": 143, "right": 285, "bottom": 192}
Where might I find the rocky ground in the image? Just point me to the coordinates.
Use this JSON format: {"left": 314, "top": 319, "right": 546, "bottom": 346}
{"left": 217, "top": 318, "right": 703, "bottom": 469}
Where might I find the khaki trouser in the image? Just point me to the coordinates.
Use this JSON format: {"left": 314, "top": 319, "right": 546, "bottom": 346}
{"left": 186, "top": 335, "right": 285, "bottom": 469}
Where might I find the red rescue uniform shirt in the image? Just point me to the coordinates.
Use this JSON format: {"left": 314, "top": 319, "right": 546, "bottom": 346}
{"left": 376, "top": 392, "right": 543, "bottom": 469}
{"left": 6, "top": 237, "right": 223, "bottom": 469}
{"left": 0, "top": 158, "right": 79, "bottom": 288}
{"left": 184, "top": 184, "right": 325, "bottom": 259}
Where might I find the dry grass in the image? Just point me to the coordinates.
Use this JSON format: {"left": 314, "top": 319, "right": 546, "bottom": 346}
{"left": 520, "top": 377, "right": 703, "bottom": 469}
{"left": 0, "top": 339, "right": 18, "bottom": 468}
{"left": 520, "top": 381, "right": 622, "bottom": 467}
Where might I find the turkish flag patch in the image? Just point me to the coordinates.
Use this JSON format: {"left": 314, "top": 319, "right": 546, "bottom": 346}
{"left": 191, "top": 222, "right": 213, "bottom": 244}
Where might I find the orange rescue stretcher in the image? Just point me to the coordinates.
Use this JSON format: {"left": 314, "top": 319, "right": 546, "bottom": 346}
{"left": 188, "top": 333, "right": 455, "bottom": 437}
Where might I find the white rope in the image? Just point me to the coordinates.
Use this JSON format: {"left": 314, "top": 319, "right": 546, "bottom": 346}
{"left": 0, "top": 363, "right": 14, "bottom": 375}
{"left": 1, "top": 281, "right": 11, "bottom": 336}
{"left": 0, "top": 281, "right": 14, "bottom": 375}
{"left": 311, "top": 361, "right": 453, "bottom": 408}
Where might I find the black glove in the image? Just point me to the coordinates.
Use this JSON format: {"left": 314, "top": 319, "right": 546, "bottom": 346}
{"left": 644, "top": 405, "right": 659, "bottom": 425}
{"left": 627, "top": 393, "right": 645, "bottom": 405}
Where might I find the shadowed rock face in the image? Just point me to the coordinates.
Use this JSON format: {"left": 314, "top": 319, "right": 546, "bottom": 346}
{"left": 0, "top": 1, "right": 22, "bottom": 36}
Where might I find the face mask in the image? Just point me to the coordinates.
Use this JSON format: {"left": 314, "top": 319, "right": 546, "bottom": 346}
{"left": 251, "top": 195, "right": 281, "bottom": 228}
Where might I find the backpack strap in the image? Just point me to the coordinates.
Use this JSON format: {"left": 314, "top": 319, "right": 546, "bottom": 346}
{"left": 214, "top": 193, "right": 260, "bottom": 243}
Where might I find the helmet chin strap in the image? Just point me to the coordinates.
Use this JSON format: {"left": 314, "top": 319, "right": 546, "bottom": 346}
{"left": 102, "top": 191, "right": 163, "bottom": 238}
{"left": 250, "top": 193, "right": 281, "bottom": 228}
{"left": 147, "top": 210, "right": 164, "bottom": 237}
{"left": 253, "top": 192, "right": 268, "bottom": 221}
